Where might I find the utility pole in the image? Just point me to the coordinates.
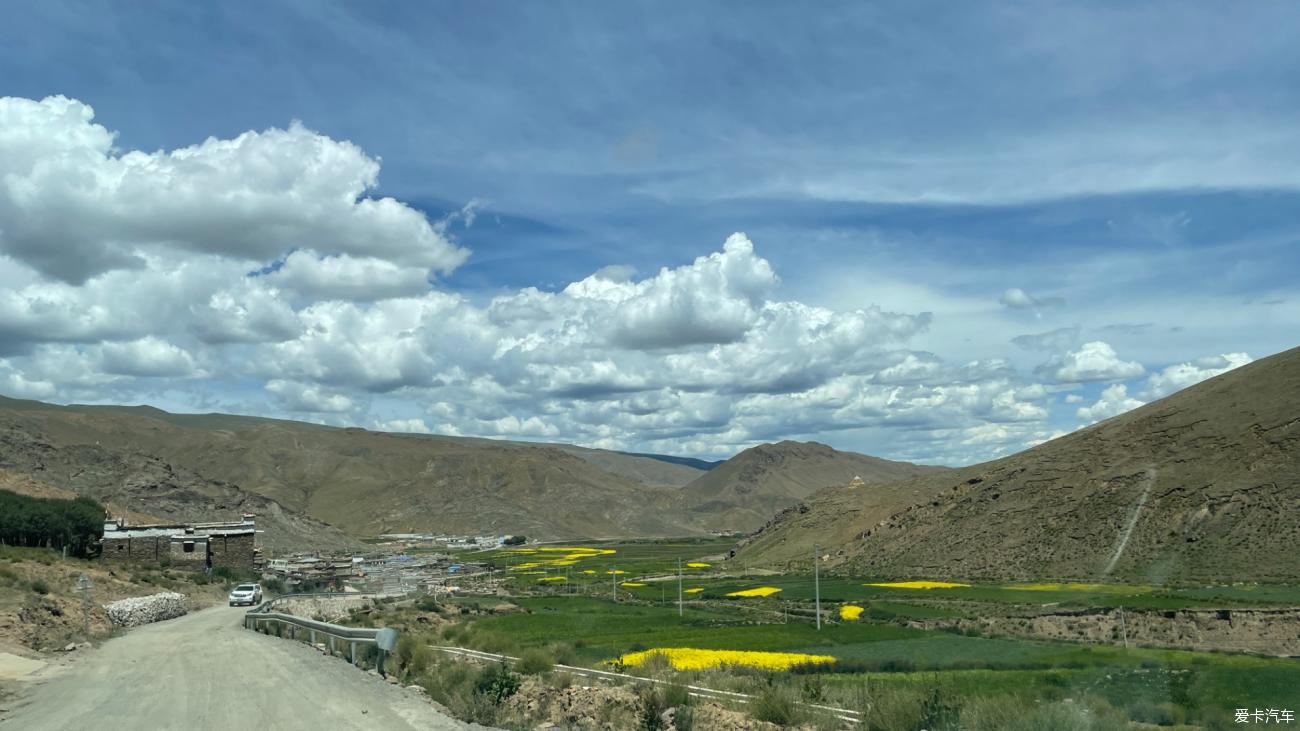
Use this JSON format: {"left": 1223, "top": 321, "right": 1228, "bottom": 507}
{"left": 813, "top": 543, "right": 821, "bottom": 631}
{"left": 1119, "top": 606, "right": 1129, "bottom": 648}
{"left": 677, "top": 558, "right": 683, "bottom": 617}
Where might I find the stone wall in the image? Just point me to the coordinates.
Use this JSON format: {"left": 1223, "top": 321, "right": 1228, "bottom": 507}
{"left": 103, "top": 592, "right": 188, "bottom": 628}
{"left": 918, "top": 607, "right": 1300, "bottom": 656}
{"left": 209, "top": 533, "right": 256, "bottom": 571}
{"left": 102, "top": 536, "right": 165, "bottom": 564}
{"left": 168, "top": 537, "right": 208, "bottom": 569}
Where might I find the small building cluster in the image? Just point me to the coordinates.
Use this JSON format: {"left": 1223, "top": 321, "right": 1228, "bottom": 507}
{"left": 100, "top": 515, "right": 260, "bottom": 572}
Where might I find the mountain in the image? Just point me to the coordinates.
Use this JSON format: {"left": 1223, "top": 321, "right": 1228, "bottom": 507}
{"left": 0, "top": 398, "right": 704, "bottom": 540}
{"left": 680, "top": 440, "right": 946, "bottom": 531}
{"left": 737, "top": 346, "right": 1300, "bottom": 584}
{"left": 0, "top": 421, "right": 360, "bottom": 555}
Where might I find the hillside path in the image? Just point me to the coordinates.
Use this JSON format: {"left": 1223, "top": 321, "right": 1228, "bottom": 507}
{"left": 1, "top": 605, "right": 476, "bottom": 731}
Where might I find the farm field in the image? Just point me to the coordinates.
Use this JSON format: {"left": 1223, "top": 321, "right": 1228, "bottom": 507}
{"left": 425, "top": 593, "right": 1300, "bottom": 728}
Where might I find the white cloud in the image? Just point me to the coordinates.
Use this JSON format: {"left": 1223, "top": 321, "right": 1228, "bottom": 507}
{"left": 265, "top": 380, "right": 358, "bottom": 413}
{"left": 1077, "top": 383, "right": 1145, "bottom": 424}
{"left": 1037, "top": 341, "right": 1145, "bottom": 383}
{"left": 0, "top": 95, "right": 467, "bottom": 284}
{"left": 372, "top": 418, "right": 433, "bottom": 434}
{"left": 265, "top": 251, "right": 432, "bottom": 301}
{"left": 99, "top": 337, "right": 198, "bottom": 378}
{"left": 1144, "top": 352, "right": 1252, "bottom": 399}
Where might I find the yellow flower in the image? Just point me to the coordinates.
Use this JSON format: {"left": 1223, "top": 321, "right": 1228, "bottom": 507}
{"left": 580, "top": 570, "right": 597, "bottom": 574}
{"left": 683, "top": 588, "right": 704, "bottom": 594}
{"left": 621, "top": 582, "right": 646, "bottom": 587}
{"left": 537, "top": 576, "right": 566, "bottom": 582}
{"left": 839, "top": 605, "right": 864, "bottom": 621}
{"left": 686, "top": 562, "right": 711, "bottom": 568}
{"left": 726, "top": 586, "right": 782, "bottom": 598}
{"left": 606, "top": 570, "right": 627, "bottom": 575}
{"left": 865, "top": 581, "right": 970, "bottom": 590}
{"left": 613, "top": 648, "right": 834, "bottom": 672}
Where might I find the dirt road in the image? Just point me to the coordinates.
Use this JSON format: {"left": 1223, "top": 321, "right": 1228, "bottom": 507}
{"left": 1, "top": 605, "right": 476, "bottom": 731}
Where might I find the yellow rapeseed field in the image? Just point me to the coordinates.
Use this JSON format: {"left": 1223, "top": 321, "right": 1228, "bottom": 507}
{"left": 865, "top": 581, "right": 970, "bottom": 589}
{"left": 606, "top": 570, "right": 627, "bottom": 575}
{"left": 726, "top": 586, "right": 782, "bottom": 598}
{"left": 580, "top": 570, "right": 597, "bottom": 574}
{"left": 537, "top": 576, "right": 566, "bottom": 582}
{"left": 614, "top": 648, "right": 835, "bottom": 672}
{"left": 686, "top": 562, "right": 711, "bottom": 568}
{"left": 683, "top": 587, "right": 704, "bottom": 594}
{"left": 621, "top": 582, "right": 646, "bottom": 587}
{"left": 839, "top": 605, "right": 864, "bottom": 620}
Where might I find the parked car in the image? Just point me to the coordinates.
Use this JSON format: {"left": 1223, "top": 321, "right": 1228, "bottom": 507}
{"left": 228, "top": 583, "right": 263, "bottom": 606}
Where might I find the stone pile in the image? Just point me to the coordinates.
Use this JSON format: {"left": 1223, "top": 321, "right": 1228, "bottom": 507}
{"left": 103, "top": 592, "right": 188, "bottom": 628}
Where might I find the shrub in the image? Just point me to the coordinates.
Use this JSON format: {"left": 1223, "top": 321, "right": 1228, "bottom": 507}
{"left": 262, "top": 577, "right": 286, "bottom": 595}
{"left": 474, "top": 660, "right": 520, "bottom": 704}
{"left": 639, "top": 685, "right": 666, "bottom": 730}
{"left": 30, "top": 579, "right": 50, "bottom": 595}
{"left": 750, "top": 686, "right": 799, "bottom": 726}
{"left": 662, "top": 682, "right": 690, "bottom": 708}
{"left": 516, "top": 648, "right": 554, "bottom": 675}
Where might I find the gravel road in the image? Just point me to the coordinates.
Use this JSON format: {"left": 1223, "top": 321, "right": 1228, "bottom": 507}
{"left": 1, "top": 605, "right": 477, "bottom": 731}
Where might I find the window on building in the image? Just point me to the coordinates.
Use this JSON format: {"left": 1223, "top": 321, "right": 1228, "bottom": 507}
{"left": 117, "top": 544, "right": 124, "bottom": 551}
{"left": 183, "top": 541, "right": 195, "bottom": 553}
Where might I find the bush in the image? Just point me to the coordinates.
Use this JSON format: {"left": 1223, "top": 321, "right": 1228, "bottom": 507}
{"left": 516, "top": 648, "right": 554, "bottom": 675}
{"left": 751, "top": 686, "right": 799, "bottom": 726}
{"left": 30, "top": 579, "right": 50, "bottom": 595}
{"left": 662, "top": 682, "right": 691, "bottom": 708}
{"left": 262, "top": 577, "right": 286, "bottom": 595}
{"left": 639, "top": 685, "right": 666, "bottom": 730}
{"left": 474, "top": 660, "right": 520, "bottom": 704}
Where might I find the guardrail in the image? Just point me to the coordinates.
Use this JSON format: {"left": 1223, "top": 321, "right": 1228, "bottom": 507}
{"left": 244, "top": 593, "right": 397, "bottom": 672}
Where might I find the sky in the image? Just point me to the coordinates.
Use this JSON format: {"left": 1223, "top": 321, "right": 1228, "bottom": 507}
{"left": 0, "top": 1, "right": 1296, "bottom": 465}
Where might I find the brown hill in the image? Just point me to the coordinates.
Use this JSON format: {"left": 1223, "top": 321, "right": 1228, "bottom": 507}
{"left": 0, "top": 399, "right": 702, "bottom": 540}
{"left": 681, "top": 440, "right": 946, "bottom": 531}
{"left": 738, "top": 346, "right": 1300, "bottom": 584}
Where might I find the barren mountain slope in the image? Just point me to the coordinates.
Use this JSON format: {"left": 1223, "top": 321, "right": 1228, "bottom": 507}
{"left": 0, "top": 399, "right": 700, "bottom": 539}
{"left": 0, "top": 420, "right": 360, "bottom": 554}
{"left": 739, "top": 346, "right": 1300, "bottom": 584}
{"left": 682, "top": 440, "right": 946, "bottom": 531}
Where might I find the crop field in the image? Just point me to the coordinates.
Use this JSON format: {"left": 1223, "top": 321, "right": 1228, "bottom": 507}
{"left": 422, "top": 540, "right": 1300, "bottom": 727}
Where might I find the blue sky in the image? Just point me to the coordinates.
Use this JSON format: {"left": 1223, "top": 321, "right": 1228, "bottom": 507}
{"left": 0, "top": 1, "right": 1296, "bottom": 464}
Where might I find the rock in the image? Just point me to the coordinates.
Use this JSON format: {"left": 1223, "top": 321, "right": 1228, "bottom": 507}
{"left": 406, "top": 684, "right": 426, "bottom": 694}
{"left": 63, "top": 643, "right": 77, "bottom": 652}
{"left": 103, "top": 593, "right": 187, "bottom": 628}
{"left": 77, "top": 642, "right": 91, "bottom": 650}
{"left": 384, "top": 675, "right": 399, "bottom": 684}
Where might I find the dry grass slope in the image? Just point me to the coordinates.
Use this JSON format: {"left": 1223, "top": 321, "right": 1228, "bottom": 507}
{"left": 740, "top": 345, "right": 1300, "bottom": 584}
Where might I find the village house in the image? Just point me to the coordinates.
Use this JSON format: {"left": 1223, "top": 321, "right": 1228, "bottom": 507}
{"left": 100, "top": 515, "right": 260, "bottom": 572}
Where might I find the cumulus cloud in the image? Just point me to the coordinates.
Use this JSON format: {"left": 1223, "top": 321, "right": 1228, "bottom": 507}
{"left": 1036, "top": 341, "right": 1145, "bottom": 383}
{"left": 0, "top": 95, "right": 467, "bottom": 284}
{"left": 0, "top": 94, "right": 1103, "bottom": 466}
{"left": 1143, "top": 352, "right": 1252, "bottom": 399}
{"left": 99, "top": 337, "right": 199, "bottom": 378}
{"left": 1077, "top": 383, "right": 1145, "bottom": 424}
{"left": 265, "top": 379, "right": 358, "bottom": 413}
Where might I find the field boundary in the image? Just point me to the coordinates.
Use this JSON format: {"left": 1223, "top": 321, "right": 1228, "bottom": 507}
{"left": 430, "top": 645, "right": 864, "bottom": 724}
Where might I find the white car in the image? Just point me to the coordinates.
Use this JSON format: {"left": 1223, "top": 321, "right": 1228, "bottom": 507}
{"left": 228, "top": 584, "right": 263, "bottom": 606}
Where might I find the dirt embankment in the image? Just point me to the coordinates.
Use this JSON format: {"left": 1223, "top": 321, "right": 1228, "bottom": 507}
{"left": 0, "top": 550, "right": 226, "bottom": 653}
{"left": 918, "top": 607, "right": 1300, "bottom": 656}
{"left": 505, "top": 676, "right": 789, "bottom": 731}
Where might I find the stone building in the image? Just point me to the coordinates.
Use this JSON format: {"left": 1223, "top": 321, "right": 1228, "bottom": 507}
{"left": 101, "top": 515, "right": 259, "bottom": 572}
